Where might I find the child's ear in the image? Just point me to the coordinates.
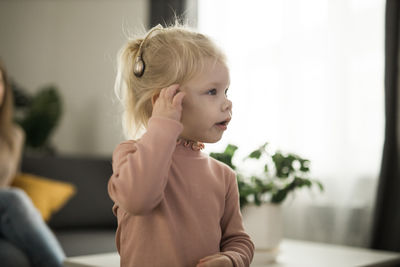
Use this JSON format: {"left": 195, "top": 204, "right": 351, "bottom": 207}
{"left": 151, "top": 92, "right": 160, "bottom": 106}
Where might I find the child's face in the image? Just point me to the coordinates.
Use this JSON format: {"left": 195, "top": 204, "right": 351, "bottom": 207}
{"left": 179, "top": 58, "right": 232, "bottom": 143}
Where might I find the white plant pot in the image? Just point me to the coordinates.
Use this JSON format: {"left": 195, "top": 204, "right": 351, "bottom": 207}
{"left": 241, "top": 203, "right": 282, "bottom": 262}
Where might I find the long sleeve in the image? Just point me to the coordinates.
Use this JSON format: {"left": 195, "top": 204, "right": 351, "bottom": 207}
{"left": 220, "top": 171, "right": 255, "bottom": 267}
{"left": 108, "top": 116, "right": 183, "bottom": 215}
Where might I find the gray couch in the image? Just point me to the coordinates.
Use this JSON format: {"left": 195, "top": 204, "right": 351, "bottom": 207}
{"left": 21, "top": 154, "right": 118, "bottom": 257}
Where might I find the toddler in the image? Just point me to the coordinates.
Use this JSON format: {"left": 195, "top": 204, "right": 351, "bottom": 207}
{"left": 108, "top": 23, "right": 254, "bottom": 267}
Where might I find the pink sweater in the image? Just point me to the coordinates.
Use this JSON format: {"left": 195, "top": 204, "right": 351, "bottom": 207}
{"left": 108, "top": 116, "right": 254, "bottom": 267}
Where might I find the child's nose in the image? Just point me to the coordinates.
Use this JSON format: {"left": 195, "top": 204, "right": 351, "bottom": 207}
{"left": 222, "top": 99, "right": 232, "bottom": 112}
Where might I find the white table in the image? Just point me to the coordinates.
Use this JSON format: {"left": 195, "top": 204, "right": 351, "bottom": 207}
{"left": 64, "top": 239, "right": 400, "bottom": 267}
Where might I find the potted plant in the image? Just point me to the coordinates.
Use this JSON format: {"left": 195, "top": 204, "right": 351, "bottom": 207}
{"left": 210, "top": 142, "right": 323, "bottom": 259}
{"left": 12, "top": 83, "right": 63, "bottom": 154}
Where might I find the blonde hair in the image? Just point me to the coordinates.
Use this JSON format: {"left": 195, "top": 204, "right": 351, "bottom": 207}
{"left": 0, "top": 61, "right": 15, "bottom": 150}
{"left": 114, "top": 23, "right": 227, "bottom": 139}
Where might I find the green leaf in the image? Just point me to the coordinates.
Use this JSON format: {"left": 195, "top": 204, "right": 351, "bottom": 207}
{"left": 316, "top": 181, "right": 324, "bottom": 191}
{"left": 299, "top": 159, "right": 310, "bottom": 172}
{"left": 271, "top": 189, "right": 288, "bottom": 203}
{"left": 252, "top": 176, "right": 264, "bottom": 187}
{"left": 224, "top": 144, "right": 238, "bottom": 157}
{"left": 210, "top": 144, "right": 238, "bottom": 170}
{"left": 264, "top": 164, "right": 269, "bottom": 173}
{"left": 248, "top": 149, "right": 262, "bottom": 159}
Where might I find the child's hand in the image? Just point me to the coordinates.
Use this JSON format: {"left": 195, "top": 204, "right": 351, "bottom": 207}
{"left": 196, "top": 254, "right": 233, "bottom": 267}
{"left": 152, "top": 84, "right": 186, "bottom": 122}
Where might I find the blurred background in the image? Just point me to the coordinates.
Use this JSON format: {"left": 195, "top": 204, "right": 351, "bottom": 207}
{"left": 0, "top": 0, "right": 149, "bottom": 156}
{"left": 1, "top": 0, "right": 398, "bottom": 253}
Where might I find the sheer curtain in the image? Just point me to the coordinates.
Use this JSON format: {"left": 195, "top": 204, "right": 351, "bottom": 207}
{"left": 195, "top": 0, "right": 385, "bottom": 247}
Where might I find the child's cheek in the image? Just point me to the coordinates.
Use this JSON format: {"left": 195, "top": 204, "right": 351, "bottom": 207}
{"left": 181, "top": 97, "right": 188, "bottom": 108}
{"left": 181, "top": 93, "right": 194, "bottom": 108}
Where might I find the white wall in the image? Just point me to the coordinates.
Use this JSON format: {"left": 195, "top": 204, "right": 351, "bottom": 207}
{"left": 0, "top": 0, "right": 148, "bottom": 156}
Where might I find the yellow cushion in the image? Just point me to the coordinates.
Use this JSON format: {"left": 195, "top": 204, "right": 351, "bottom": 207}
{"left": 11, "top": 173, "right": 76, "bottom": 222}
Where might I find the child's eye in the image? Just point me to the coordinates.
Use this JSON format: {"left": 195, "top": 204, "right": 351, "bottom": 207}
{"left": 207, "top": 89, "right": 217, "bottom": 95}
{"left": 225, "top": 88, "right": 229, "bottom": 96}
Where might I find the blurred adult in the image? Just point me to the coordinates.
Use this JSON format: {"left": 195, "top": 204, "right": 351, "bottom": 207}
{"left": 0, "top": 61, "right": 65, "bottom": 267}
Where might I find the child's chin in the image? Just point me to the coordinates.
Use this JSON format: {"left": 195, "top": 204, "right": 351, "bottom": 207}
{"left": 202, "top": 135, "right": 223, "bottom": 144}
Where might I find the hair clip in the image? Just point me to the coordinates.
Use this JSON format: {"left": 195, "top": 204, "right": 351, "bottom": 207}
{"left": 133, "top": 55, "right": 145, "bottom": 77}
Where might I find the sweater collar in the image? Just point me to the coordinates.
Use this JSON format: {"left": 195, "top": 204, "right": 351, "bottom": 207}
{"left": 174, "top": 137, "right": 205, "bottom": 157}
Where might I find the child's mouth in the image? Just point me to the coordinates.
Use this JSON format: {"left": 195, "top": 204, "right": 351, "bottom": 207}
{"left": 215, "top": 120, "right": 229, "bottom": 130}
{"left": 216, "top": 123, "right": 227, "bottom": 130}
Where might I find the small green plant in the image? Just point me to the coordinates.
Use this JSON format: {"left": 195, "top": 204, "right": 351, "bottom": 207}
{"left": 13, "top": 83, "right": 62, "bottom": 152}
{"left": 210, "top": 143, "right": 323, "bottom": 208}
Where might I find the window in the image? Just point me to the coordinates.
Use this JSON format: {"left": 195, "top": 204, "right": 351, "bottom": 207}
{"left": 196, "top": 0, "right": 385, "bottom": 246}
